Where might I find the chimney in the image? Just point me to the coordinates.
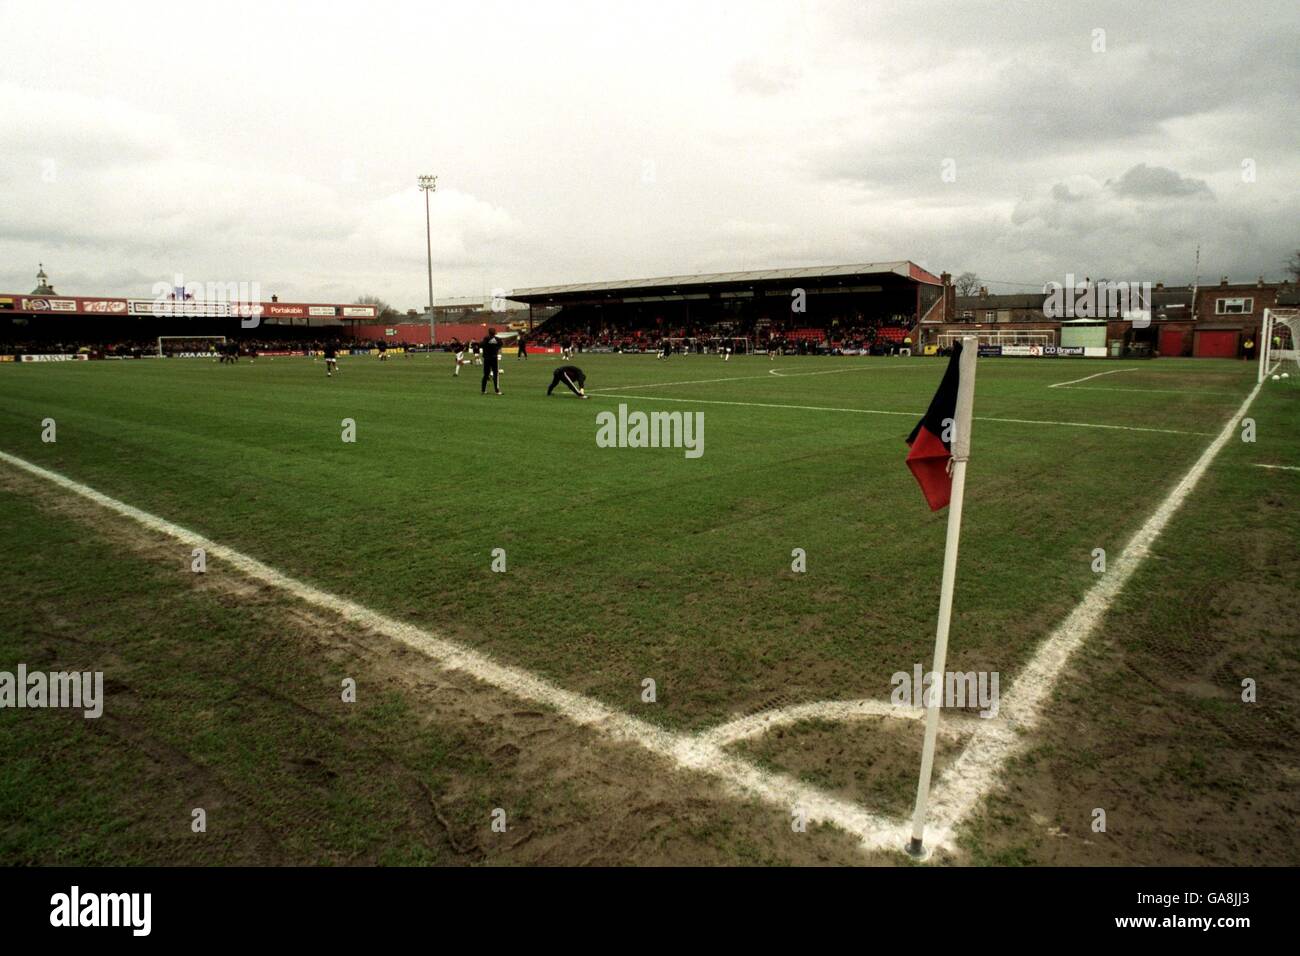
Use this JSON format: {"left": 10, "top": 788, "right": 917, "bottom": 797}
{"left": 978, "top": 286, "right": 988, "bottom": 298}
{"left": 1155, "top": 281, "right": 1164, "bottom": 290}
{"left": 1257, "top": 275, "right": 1265, "bottom": 287}
{"left": 1220, "top": 277, "right": 1229, "bottom": 287}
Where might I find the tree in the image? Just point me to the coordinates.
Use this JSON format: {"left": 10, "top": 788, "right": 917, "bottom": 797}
{"left": 955, "top": 272, "right": 981, "bottom": 297}
{"left": 355, "top": 294, "right": 398, "bottom": 319}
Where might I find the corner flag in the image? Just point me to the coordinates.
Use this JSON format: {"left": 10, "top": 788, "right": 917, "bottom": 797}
{"left": 905, "top": 343, "right": 963, "bottom": 510}
{"left": 906, "top": 336, "right": 978, "bottom": 857}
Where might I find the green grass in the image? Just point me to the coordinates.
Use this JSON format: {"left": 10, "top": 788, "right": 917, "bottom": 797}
{"left": 954, "top": 369, "right": 1300, "bottom": 864}
{"left": 0, "top": 353, "right": 1278, "bottom": 732}
{"left": 0, "top": 488, "right": 490, "bottom": 865}
{"left": 2, "top": 350, "right": 1297, "bottom": 865}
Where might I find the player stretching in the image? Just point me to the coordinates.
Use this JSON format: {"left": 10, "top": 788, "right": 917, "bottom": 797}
{"left": 547, "top": 364, "right": 588, "bottom": 398}
{"left": 323, "top": 341, "right": 338, "bottom": 377}
{"left": 481, "top": 328, "right": 503, "bottom": 395}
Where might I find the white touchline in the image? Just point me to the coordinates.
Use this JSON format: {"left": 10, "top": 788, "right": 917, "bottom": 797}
{"left": 1254, "top": 463, "right": 1300, "bottom": 472}
{"left": 0, "top": 448, "right": 909, "bottom": 852}
{"left": 923, "top": 381, "right": 1264, "bottom": 835}
{"left": 591, "top": 393, "right": 1212, "bottom": 436}
{"left": 1047, "top": 367, "right": 1138, "bottom": 388}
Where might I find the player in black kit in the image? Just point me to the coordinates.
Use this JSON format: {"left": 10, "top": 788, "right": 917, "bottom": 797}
{"left": 547, "top": 364, "right": 588, "bottom": 398}
{"left": 481, "top": 328, "right": 503, "bottom": 395}
{"left": 323, "top": 341, "right": 338, "bottom": 377}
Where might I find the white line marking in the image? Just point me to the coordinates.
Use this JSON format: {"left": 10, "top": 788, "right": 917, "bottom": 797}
{"left": 766, "top": 365, "right": 924, "bottom": 379}
{"left": 1254, "top": 463, "right": 1300, "bottom": 472}
{"left": 0, "top": 376, "right": 1256, "bottom": 856}
{"left": 1055, "top": 385, "right": 1241, "bottom": 396}
{"left": 590, "top": 364, "right": 925, "bottom": 392}
{"left": 0, "top": 449, "right": 910, "bottom": 852}
{"left": 591, "top": 393, "right": 1211, "bottom": 436}
{"left": 924, "top": 381, "right": 1264, "bottom": 835}
{"left": 1048, "top": 368, "right": 1139, "bottom": 388}
{"left": 701, "top": 698, "right": 977, "bottom": 748}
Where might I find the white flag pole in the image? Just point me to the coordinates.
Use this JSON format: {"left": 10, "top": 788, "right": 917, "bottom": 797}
{"left": 907, "top": 334, "right": 978, "bottom": 857}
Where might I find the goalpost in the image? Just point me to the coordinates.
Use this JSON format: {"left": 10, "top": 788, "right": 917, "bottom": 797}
{"left": 158, "top": 335, "right": 227, "bottom": 358}
{"left": 1258, "top": 309, "right": 1299, "bottom": 383}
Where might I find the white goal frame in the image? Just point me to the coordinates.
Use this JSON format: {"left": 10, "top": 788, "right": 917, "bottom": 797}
{"left": 1258, "top": 309, "right": 1299, "bottom": 383}
{"left": 158, "top": 335, "right": 227, "bottom": 358}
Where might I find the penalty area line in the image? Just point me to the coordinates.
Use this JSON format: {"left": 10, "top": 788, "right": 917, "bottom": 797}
{"left": 1048, "top": 368, "right": 1139, "bottom": 388}
{"left": 0, "top": 448, "right": 912, "bottom": 854}
{"left": 590, "top": 393, "right": 1210, "bottom": 436}
{"left": 590, "top": 363, "right": 925, "bottom": 393}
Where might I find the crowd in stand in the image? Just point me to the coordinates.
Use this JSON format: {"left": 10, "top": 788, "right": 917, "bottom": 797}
{"left": 1, "top": 314, "right": 915, "bottom": 358}
{"left": 526, "top": 311, "right": 914, "bottom": 355}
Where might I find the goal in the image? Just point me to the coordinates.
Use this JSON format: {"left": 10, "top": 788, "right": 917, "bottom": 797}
{"left": 1258, "top": 309, "right": 1299, "bottom": 383}
{"left": 158, "top": 335, "right": 227, "bottom": 358}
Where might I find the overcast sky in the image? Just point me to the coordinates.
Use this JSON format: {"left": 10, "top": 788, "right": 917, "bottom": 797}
{"left": 1, "top": 0, "right": 1297, "bottom": 307}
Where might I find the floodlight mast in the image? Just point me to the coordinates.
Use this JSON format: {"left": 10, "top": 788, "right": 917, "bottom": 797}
{"left": 418, "top": 174, "right": 438, "bottom": 348}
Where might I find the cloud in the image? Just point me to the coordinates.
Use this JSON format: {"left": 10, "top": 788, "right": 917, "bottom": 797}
{"left": 1106, "top": 163, "right": 1213, "bottom": 199}
{"left": 0, "top": 0, "right": 1297, "bottom": 304}
{"left": 731, "top": 60, "right": 801, "bottom": 96}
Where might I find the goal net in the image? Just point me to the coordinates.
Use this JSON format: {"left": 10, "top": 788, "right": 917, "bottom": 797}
{"left": 1259, "top": 309, "right": 1299, "bottom": 383}
{"left": 158, "top": 335, "right": 227, "bottom": 357}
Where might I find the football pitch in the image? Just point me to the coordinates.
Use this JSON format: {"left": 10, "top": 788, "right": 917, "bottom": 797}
{"left": 1, "top": 352, "right": 1297, "bottom": 865}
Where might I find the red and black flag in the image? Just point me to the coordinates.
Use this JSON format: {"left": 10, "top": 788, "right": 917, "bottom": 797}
{"left": 905, "top": 343, "right": 962, "bottom": 511}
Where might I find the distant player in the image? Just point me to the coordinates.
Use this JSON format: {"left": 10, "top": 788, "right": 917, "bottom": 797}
{"left": 453, "top": 339, "right": 466, "bottom": 376}
{"left": 547, "top": 364, "right": 588, "bottom": 398}
{"left": 323, "top": 341, "right": 338, "bottom": 377}
{"left": 723, "top": 346, "right": 732, "bottom": 362}
{"left": 516, "top": 335, "right": 528, "bottom": 360}
{"left": 471, "top": 341, "right": 482, "bottom": 365}
{"left": 378, "top": 340, "right": 389, "bottom": 362}
{"left": 481, "top": 328, "right": 503, "bottom": 395}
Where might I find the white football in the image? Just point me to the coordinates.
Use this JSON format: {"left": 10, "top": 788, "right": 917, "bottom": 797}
{"left": 1283, "top": 373, "right": 1291, "bottom": 379}
{"left": 1272, "top": 374, "right": 1281, "bottom": 381}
